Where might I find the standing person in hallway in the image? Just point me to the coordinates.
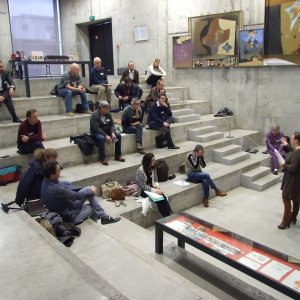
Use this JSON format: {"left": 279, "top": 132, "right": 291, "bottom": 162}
{"left": 17, "top": 109, "right": 46, "bottom": 154}
{"left": 41, "top": 160, "right": 121, "bottom": 225}
{"left": 145, "top": 58, "right": 166, "bottom": 87}
{"left": 266, "top": 124, "right": 286, "bottom": 175}
{"left": 136, "top": 152, "right": 172, "bottom": 217}
{"left": 185, "top": 144, "right": 227, "bottom": 207}
{"left": 120, "top": 61, "right": 139, "bottom": 85}
{"left": 58, "top": 63, "right": 92, "bottom": 117}
{"left": 90, "top": 100, "right": 125, "bottom": 165}
{"left": 0, "top": 59, "right": 21, "bottom": 123}
{"left": 89, "top": 57, "right": 112, "bottom": 103}
{"left": 278, "top": 131, "right": 300, "bottom": 229}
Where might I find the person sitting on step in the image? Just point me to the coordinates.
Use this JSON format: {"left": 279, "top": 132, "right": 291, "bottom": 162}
{"left": 17, "top": 109, "right": 46, "bottom": 154}
{"left": 120, "top": 61, "right": 139, "bottom": 85}
{"left": 185, "top": 144, "right": 227, "bottom": 207}
{"left": 145, "top": 58, "right": 166, "bottom": 87}
{"left": 90, "top": 100, "right": 125, "bottom": 165}
{"left": 0, "top": 59, "right": 21, "bottom": 123}
{"left": 121, "top": 98, "right": 145, "bottom": 154}
{"left": 266, "top": 124, "right": 286, "bottom": 175}
{"left": 148, "top": 93, "right": 179, "bottom": 150}
{"left": 41, "top": 160, "right": 121, "bottom": 225}
{"left": 58, "top": 63, "right": 92, "bottom": 117}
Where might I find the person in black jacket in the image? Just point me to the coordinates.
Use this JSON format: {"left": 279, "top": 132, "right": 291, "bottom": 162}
{"left": 114, "top": 76, "right": 143, "bottom": 110}
{"left": 0, "top": 60, "right": 21, "bottom": 123}
{"left": 120, "top": 61, "right": 139, "bottom": 85}
{"left": 90, "top": 101, "right": 125, "bottom": 165}
{"left": 15, "top": 148, "right": 58, "bottom": 206}
{"left": 148, "top": 96, "right": 179, "bottom": 149}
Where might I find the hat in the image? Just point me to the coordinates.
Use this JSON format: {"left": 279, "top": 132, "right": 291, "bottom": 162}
{"left": 99, "top": 100, "right": 110, "bottom": 108}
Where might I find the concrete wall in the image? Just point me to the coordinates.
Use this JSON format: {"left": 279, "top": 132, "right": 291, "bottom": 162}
{"left": 0, "top": 0, "right": 13, "bottom": 63}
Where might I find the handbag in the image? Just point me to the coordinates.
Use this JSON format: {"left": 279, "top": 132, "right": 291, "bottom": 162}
{"left": 155, "top": 134, "right": 168, "bottom": 148}
{"left": 100, "top": 178, "right": 120, "bottom": 198}
{"left": 24, "top": 199, "right": 48, "bottom": 217}
{"left": 111, "top": 188, "right": 126, "bottom": 201}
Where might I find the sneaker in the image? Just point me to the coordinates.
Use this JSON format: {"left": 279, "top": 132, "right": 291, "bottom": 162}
{"left": 101, "top": 215, "right": 121, "bottom": 225}
{"left": 83, "top": 109, "right": 93, "bottom": 114}
{"left": 67, "top": 112, "right": 74, "bottom": 117}
{"left": 273, "top": 169, "right": 278, "bottom": 175}
{"left": 168, "top": 145, "right": 180, "bottom": 149}
{"left": 13, "top": 118, "right": 22, "bottom": 123}
{"left": 203, "top": 198, "right": 209, "bottom": 207}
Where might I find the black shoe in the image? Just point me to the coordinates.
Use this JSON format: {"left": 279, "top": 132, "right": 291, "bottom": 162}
{"left": 13, "top": 118, "right": 22, "bottom": 123}
{"left": 89, "top": 214, "right": 98, "bottom": 223}
{"left": 101, "top": 215, "right": 121, "bottom": 225}
{"left": 168, "top": 145, "right": 180, "bottom": 149}
{"left": 168, "top": 174, "right": 176, "bottom": 180}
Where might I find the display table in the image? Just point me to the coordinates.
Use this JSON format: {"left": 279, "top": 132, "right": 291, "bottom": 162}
{"left": 155, "top": 212, "right": 300, "bottom": 299}
{"left": 19, "top": 60, "right": 91, "bottom": 97}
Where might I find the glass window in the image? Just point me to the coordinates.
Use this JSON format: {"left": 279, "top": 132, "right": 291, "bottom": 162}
{"left": 9, "top": 0, "right": 62, "bottom": 77}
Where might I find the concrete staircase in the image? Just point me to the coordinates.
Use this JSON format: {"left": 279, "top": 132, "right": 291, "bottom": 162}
{"left": 213, "top": 144, "right": 250, "bottom": 165}
{"left": 241, "top": 166, "right": 281, "bottom": 191}
{"left": 188, "top": 125, "right": 225, "bottom": 143}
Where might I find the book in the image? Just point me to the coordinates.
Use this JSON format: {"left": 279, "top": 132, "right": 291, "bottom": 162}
{"left": 274, "top": 149, "right": 285, "bottom": 165}
{"left": 144, "top": 191, "right": 165, "bottom": 202}
{"left": 173, "top": 180, "right": 190, "bottom": 187}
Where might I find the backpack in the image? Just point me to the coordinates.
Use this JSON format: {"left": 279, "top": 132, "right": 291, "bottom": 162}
{"left": 0, "top": 165, "right": 21, "bottom": 186}
{"left": 88, "top": 100, "right": 95, "bottom": 112}
{"left": 50, "top": 84, "right": 59, "bottom": 96}
{"left": 156, "top": 160, "right": 169, "bottom": 182}
{"left": 75, "top": 103, "right": 84, "bottom": 113}
{"left": 70, "top": 134, "right": 95, "bottom": 156}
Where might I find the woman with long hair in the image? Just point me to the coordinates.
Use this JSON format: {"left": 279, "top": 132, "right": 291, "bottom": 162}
{"left": 278, "top": 131, "right": 300, "bottom": 229}
{"left": 145, "top": 58, "right": 166, "bottom": 87}
{"left": 136, "top": 152, "right": 172, "bottom": 217}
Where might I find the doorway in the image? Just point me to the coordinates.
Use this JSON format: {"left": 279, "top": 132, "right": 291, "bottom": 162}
{"left": 89, "top": 19, "right": 114, "bottom": 75}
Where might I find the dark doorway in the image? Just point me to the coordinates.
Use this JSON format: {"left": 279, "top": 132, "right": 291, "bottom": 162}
{"left": 89, "top": 19, "right": 114, "bottom": 75}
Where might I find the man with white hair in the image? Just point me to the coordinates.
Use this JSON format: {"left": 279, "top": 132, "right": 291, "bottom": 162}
{"left": 89, "top": 57, "right": 112, "bottom": 103}
{"left": 58, "top": 63, "right": 92, "bottom": 117}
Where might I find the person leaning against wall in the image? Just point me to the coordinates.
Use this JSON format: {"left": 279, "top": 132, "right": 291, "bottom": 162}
{"left": 277, "top": 131, "right": 300, "bottom": 229}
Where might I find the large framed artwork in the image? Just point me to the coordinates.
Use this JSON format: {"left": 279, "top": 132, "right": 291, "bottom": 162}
{"left": 172, "top": 35, "right": 193, "bottom": 68}
{"left": 189, "top": 11, "right": 243, "bottom": 68}
{"left": 265, "top": 0, "right": 300, "bottom": 65}
{"left": 239, "top": 29, "right": 264, "bottom": 66}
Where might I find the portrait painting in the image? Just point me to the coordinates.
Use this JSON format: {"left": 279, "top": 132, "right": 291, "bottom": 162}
{"left": 239, "top": 29, "right": 264, "bottom": 66}
{"left": 265, "top": 0, "right": 300, "bottom": 65}
{"left": 189, "top": 11, "right": 243, "bottom": 59}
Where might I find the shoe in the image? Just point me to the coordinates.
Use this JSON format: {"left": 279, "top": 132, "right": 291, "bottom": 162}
{"left": 273, "top": 169, "right": 278, "bottom": 175}
{"left": 203, "top": 198, "right": 209, "bottom": 207}
{"left": 83, "top": 109, "right": 93, "bottom": 114}
{"left": 89, "top": 214, "right": 98, "bottom": 223}
{"left": 290, "top": 216, "right": 297, "bottom": 225}
{"left": 101, "top": 215, "right": 121, "bottom": 225}
{"left": 137, "top": 148, "right": 146, "bottom": 154}
{"left": 115, "top": 156, "right": 125, "bottom": 162}
{"left": 13, "top": 118, "right": 22, "bottom": 123}
{"left": 168, "top": 145, "right": 180, "bottom": 149}
{"left": 216, "top": 190, "right": 227, "bottom": 197}
{"left": 100, "top": 160, "right": 108, "bottom": 165}
{"left": 168, "top": 174, "right": 176, "bottom": 180}
{"left": 67, "top": 112, "right": 74, "bottom": 117}
{"left": 277, "top": 222, "right": 290, "bottom": 229}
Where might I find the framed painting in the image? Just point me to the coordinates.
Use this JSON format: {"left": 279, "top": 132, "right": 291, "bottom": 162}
{"left": 189, "top": 11, "right": 243, "bottom": 60}
{"left": 172, "top": 35, "right": 193, "bottom": 68}
{"left": 265, "top": 0, "right": 300, "bottom": 65}
{"left": 239, "top": 29, "right": 264, "bottom": 66}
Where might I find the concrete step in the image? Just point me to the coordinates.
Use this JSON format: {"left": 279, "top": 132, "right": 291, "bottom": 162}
{"left": 216, "top": 151, "right": 251, "bottom": 165}
{"left": 173, "top": 114, "right": 201, "bottom": 123}
{"left": 193, "top": 131, "right": 225, "bottom": 143}
{"left": 213, "top": 144, "right": 242, "bottom": 162}
{"left": 245, "top": 173, "right": 282, "bottom": 191}
{"left": 241, "top": 166, "right": 271, "bottom": 187}
{"left": 172, "top": 108, "right": 194, "bottom": 117}
{"left": 187, "top": 126, "right": 217, "bottom": 140}
{"left": 168, "top": 97, "right": 180, "bottom": 104}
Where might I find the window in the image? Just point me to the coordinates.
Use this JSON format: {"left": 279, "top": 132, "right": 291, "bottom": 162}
{"left": 9, "top": 0, "right": 62, "bottom": 77}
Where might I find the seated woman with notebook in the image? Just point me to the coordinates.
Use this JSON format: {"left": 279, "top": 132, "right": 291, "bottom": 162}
{"left": 136, "top": 152, "right": 172, "bottom": 217}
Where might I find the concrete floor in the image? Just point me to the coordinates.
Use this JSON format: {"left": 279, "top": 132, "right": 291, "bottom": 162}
{"left": 0, "top": 179, "right": 299, "bottom": 299}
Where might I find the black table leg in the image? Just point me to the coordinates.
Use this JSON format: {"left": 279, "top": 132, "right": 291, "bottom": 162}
{"left": 155, "top": 224, "right": 164, "bottom": 254}
{"left": 23, "top": 62, "right": 31, "bottom": 97}
{"left": 178, "top": 238, "right": 185, "bottom": 249}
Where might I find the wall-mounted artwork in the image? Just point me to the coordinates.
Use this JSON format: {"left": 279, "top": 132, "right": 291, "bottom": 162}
{"left": 239, "top": 29, "right": 264, "bottom": 66}
{"left": 172, "top": 36, "right": 193, "bottom": 68}
{"left": 265, "top": 0, "right": 300, "bottom": 65}
{"left": 189, "top": 11, "right": 243, "bottom": 60}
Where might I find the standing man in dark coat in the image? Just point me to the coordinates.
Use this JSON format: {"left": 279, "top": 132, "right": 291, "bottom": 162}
{"left": 0, "top": 59, "right": 21, "bottom": 123}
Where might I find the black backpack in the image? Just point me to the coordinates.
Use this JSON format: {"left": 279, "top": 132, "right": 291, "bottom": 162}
{"left": 50, "top": 84, "right": 59, "bottom": 96}
{"left": 156, "top": 160, "right": 169, "bottom": 182}
{"left": 70, "top": 134, "right": 95, "bottom": 156}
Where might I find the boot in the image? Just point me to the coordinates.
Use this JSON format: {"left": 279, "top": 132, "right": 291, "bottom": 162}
{"left": 278, "top": 198, "right": 291, "bottom": 229}
{"left": 202, "top": 198, "right": 209, "bottom": 207}
{"left": 291, "top": 201, "right": 299, "bottom": 225}
{"left": 216, "top": 190, "right": 227, "bottom": 197}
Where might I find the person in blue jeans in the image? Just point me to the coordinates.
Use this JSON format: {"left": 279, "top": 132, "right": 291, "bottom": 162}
{"left": 185, "top": 144, "right": 227, "bottom": 207}
{"left": 58, "top": 63, "right": 92, "bottom": 117}
{"left": 41, "top": 160, "right": 120, "bottom": 225}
